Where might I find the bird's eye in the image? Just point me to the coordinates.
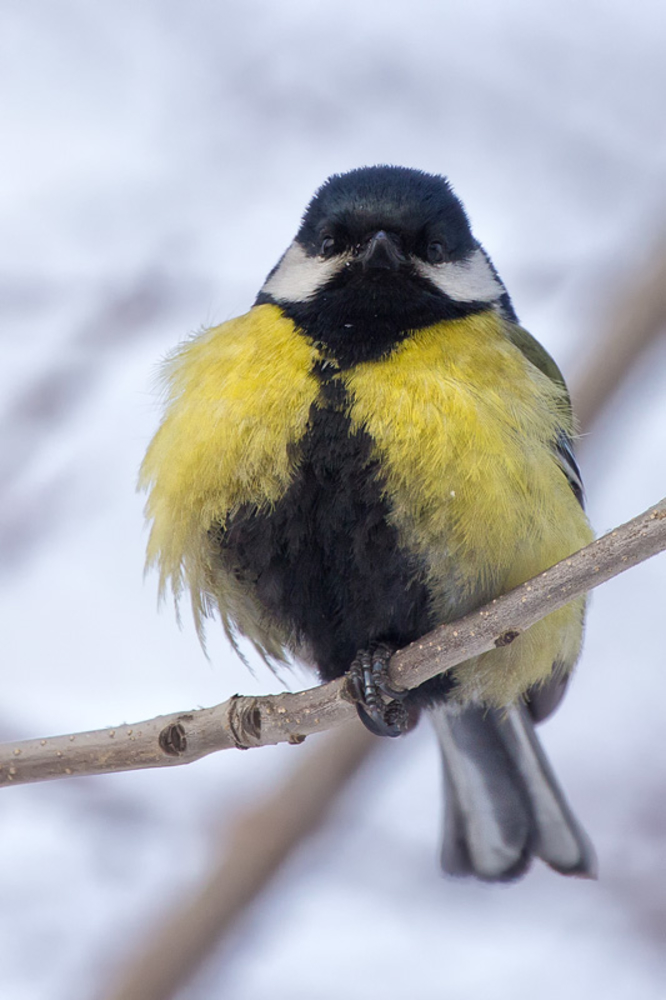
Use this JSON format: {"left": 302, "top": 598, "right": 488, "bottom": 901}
{"left": 427, "top": 241, "right": 446, "bottom": 264}
{"left": 319, "top": 236, "right": 336, "bottom": 258}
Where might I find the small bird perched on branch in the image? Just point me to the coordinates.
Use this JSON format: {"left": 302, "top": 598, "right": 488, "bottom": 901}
{"left": 140, "top": 165, "right": 596, "bottom": 880}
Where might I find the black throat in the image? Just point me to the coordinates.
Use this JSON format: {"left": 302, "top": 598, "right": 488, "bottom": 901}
{"left": 255, "top": 275, "right": 488, "bottom": 367}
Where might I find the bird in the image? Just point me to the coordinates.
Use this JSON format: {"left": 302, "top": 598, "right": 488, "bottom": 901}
{"left": 140, "top": 164, "right": 596, "bottom": 881}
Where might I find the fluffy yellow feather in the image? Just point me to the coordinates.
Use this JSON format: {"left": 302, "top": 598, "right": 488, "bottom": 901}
{"left": 140, "top": 305, "right": 320, "bottom": 648}
{"left": 141, "top": 303, "right": 591, "bottom": 705}
{"left": 343, "top": 310, "right": 592, "bottom": 704}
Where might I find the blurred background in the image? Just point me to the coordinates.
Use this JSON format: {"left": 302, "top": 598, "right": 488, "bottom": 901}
{"left": 2, "top": 1, "right": 666, "bottom": 997}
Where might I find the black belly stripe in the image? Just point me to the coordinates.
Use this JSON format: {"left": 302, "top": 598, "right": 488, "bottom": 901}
{"left": 211, "top": 363, "right": 433, "bottom": 681}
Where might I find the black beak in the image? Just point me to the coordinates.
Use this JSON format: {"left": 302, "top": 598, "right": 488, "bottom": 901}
{"left": 361, "top": 230, "right": 404, "bottom": 271}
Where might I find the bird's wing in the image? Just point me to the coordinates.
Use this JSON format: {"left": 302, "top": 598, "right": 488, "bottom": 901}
{"left": 505, "top": 324, "right": 586, "bottom": 720}
{"left": 506, "top": 324, "right": 585, "bottom": 508}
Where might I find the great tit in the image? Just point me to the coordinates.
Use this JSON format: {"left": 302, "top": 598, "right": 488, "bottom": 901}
{"left": 140, "top": 165, "right": 596, "bottom": 881}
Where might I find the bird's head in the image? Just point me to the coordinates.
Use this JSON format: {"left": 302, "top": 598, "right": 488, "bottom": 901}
{"left": 257, "top": 166, "right": 514, "bottom": 364}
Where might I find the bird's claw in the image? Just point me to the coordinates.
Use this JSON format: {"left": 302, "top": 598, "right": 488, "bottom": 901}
{"left": 348, "top": 644, "right": 409, "bottom": 738}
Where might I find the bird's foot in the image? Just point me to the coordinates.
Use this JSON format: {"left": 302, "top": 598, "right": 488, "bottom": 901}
{"left": 348, "top": 643, "right": 409, "bottom": 738}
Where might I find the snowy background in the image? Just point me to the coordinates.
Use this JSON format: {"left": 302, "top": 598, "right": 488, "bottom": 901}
{"left": 2, "top": 1, "right": 666, "bottom": 997}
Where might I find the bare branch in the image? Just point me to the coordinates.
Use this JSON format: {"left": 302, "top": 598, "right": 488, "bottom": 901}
{"left": 2, "top": 496, "right": 665, "bottom": 789}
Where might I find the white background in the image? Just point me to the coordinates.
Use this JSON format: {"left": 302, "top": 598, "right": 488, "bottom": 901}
{"left": 1, "top": 2, "right": 665, "bottom": 997}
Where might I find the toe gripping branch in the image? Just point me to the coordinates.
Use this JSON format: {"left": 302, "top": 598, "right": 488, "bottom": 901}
{"left": 347, "top": 643, "right": 410, "bottom": 738}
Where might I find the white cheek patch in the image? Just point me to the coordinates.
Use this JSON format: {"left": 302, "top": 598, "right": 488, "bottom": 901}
{"left": 414, "top": 248, "right": 502, "bottom": 304}
{"left": 261, "top": 242, "right": 348, "bottom": 303}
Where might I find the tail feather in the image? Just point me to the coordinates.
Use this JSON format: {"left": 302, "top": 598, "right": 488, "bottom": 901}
{"left": 501, "top": 703, "right": 597, "bottom": 875}
{"left": 429, "top": 702, "right": 596, "bottom": 881}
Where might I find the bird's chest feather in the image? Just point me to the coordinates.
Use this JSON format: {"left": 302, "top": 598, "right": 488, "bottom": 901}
{"left": 217, "top": 374, "right": 435, "bottom": 676}
{"left": 141, "top": 305, "right": 590, "bottom": 663}
{"left": 216, "top": 310, "right": 586, "bottom": 643}
{"left": 339, "top": 314, "right": 591, "bottom": 615}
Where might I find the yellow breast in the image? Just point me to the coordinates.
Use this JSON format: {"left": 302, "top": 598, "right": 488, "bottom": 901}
{"left": 141, "top": 304, "right": 592, "bottom": 705}
{"left": 139, "top": 305, "right": 321, "bottom": 607}
{"left": 342, "top": 310, "right": 592, "bottom": 623}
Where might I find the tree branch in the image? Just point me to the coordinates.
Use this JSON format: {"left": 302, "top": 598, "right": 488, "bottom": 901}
{"left": 2, "top": 496, "right": 665, "bottom": 789}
